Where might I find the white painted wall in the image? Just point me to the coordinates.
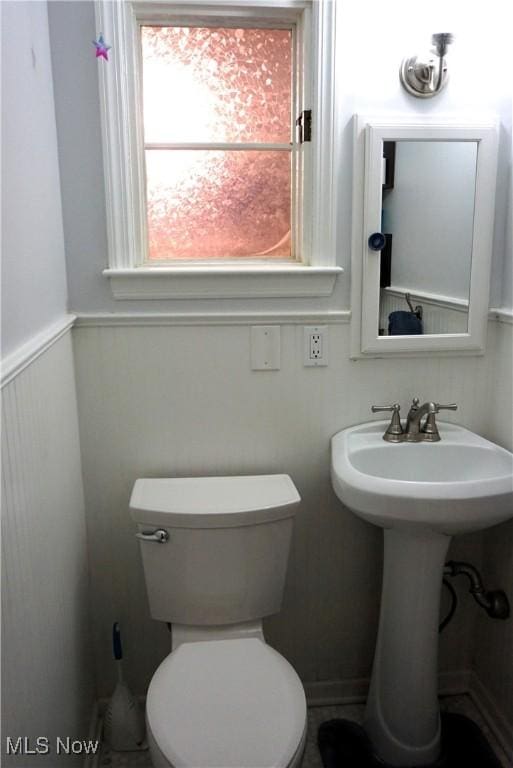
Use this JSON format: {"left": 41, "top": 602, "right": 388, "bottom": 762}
{"left": 47, "top": 0, "right": 512, "bottom": 313}
{"left": 473, "top": 117, "right": 513, "bottom": 746}
{"left": 385, "top": 141, "right": 476, "bottom": 301}
{"left": 501, "top": 132, "right": 513, "bottom": 308}
{"left": 1, "top": 3, "right": 95, "bottom": 762}
{"left": 1, "top": 1, "right": 69, "bottom": 358}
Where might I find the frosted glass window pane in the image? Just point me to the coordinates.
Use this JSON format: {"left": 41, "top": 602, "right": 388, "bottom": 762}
{"left": 141, "top": 26, "right": 292, "bottom": 143}
{"left": 146, "top": 151, "right": 291, "bottom": 260}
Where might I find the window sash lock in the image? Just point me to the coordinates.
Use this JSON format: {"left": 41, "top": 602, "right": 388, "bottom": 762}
{"left": 296, "top": 109, "right": 312, "bottom": 143}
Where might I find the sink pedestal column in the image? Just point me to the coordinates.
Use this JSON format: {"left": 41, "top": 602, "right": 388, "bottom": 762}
{"left": 364, "top": 527, "right": 451, "bottom": 766}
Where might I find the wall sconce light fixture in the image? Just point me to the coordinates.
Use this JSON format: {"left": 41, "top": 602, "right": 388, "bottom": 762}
{"left": 400, "top": 33, "right": 454, "bottom": 98}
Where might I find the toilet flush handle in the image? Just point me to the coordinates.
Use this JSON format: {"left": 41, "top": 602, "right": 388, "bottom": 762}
{"left": 135, "top": 529, "right": 169, "bottom": 543}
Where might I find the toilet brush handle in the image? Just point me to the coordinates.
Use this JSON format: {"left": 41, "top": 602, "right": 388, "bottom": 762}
{"left": 113, "top": 622, "right": 122, "bottom": 661}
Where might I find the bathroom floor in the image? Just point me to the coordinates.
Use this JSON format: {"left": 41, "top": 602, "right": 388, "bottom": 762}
{"left": 95, "top": 694, "right": 512, "bottom": 768}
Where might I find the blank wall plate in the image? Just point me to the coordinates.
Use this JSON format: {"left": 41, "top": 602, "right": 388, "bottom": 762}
{"left": 304, "top": 326, "right": 328, "bottom": 366}
{"left": 250, "top": 326, "right": 281, "bottom": 370}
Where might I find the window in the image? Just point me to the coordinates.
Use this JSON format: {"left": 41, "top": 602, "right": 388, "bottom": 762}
{"left": 142, "top": 24, "right": 293, "bottom": 262}
{"left": 97, "top": 0, "right": 341, "bottom": 299}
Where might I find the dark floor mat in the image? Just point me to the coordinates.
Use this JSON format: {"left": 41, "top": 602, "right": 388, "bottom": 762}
{"left": 317, "top": 713, "right": 503, "bottom": 768}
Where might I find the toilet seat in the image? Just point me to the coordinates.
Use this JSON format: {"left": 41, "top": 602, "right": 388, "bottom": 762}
{"left": 146, "top": 637, "right": 307, "bottom": 768}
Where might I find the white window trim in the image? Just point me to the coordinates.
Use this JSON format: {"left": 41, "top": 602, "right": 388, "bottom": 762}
{"left": 95, "top": 0, "right": 342, "bottom": 299}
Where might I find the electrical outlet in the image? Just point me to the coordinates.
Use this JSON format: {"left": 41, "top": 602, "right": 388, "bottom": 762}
{"left": 303, "top": 326, "right": 328, "bottom": 367}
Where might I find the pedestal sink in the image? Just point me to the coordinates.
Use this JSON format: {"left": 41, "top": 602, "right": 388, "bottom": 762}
{"left": 331, "top": 420, "right": 513, "bottom": 767}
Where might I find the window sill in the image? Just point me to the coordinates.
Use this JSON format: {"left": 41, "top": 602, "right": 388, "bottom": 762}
{"left": 103, "top": 265, "right": 343, "bottom": 300}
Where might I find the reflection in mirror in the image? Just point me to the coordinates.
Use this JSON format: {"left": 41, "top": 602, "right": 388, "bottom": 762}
{"left": 378, "top": 141, "right": 478, "bottom": 336}
{"left": 352, "top": 116, "right": 498, "bottom": 357}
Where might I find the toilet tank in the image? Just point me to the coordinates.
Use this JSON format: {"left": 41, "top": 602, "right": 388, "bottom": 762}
{"left": 130, "top": 475, "right": 300, "bottom": 625}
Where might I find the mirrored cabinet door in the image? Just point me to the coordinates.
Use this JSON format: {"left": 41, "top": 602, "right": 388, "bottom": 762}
{"left": 351, "top": 117, "right": 498, "bottom": 357}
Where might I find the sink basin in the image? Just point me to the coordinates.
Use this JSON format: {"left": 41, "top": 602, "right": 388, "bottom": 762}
{"left": 332, "top": 421, "right": 513, "bottom": 535}
{"left": 331, "top": 420, "right": 513, "bottom": 766}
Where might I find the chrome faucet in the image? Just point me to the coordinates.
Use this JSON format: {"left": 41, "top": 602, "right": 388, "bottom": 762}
{"left": 372, "top": 398, "right": 458, "bottom": 442}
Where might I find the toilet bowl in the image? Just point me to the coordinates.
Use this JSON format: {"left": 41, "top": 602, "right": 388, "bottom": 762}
{"left": 130, "top": 474, "right": 306, "bottom": 768}
{"left": 146, "top": 637, "right": 306, "bottom": 768}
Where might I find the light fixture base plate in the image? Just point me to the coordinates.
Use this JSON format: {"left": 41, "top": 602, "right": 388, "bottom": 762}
{"left": 400, "top": 56, "right": 449, "bottom": 99}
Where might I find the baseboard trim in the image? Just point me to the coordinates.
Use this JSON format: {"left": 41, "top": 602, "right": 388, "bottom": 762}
{"left": 1, "top": 314, "right": 76, "bottom": 387}
{"left": 304, "top": 670, "right": 471, "bottom": 708}
{"left": 305, "top": 677, "right": 369, "bottom": 707}
{"left": 468, "top": 671, "right": 513, "bottom": 763}
{"left": 438, "top": 669, "right": 473, "bottom": 696}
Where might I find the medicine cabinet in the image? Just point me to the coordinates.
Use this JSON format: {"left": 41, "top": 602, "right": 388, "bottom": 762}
{"left": 351, "top": 115, "right": 498, "bottom": 357}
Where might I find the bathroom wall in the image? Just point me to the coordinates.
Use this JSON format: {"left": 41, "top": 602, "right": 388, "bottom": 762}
{"left": 1, "top": 2, "right": 94, "bottom": 764}
{"left": 48, "top": 0, "right": 512, "bottom": 315}
{"left": 47, "top": 0, "right": 512, "bottom": 750}
{"left": 472, "top": 143, "right": 513, "bottom": 749}
{"left": 1, "top": 334, "right": 94, "bottom": 767}
{"left": 72, "top": 322, "right": 495, "bottom": 698}
{"left": 1, "top": 1, "right": 69, "bottom": 358}
{"left": 471, "top": 316, "right": 513, "bottom": 755}
{"left": 386, "top": 142, "right": 476, "bottom": 301}
{"left": 379, "top": 291, "right": 468, "bottom": 335}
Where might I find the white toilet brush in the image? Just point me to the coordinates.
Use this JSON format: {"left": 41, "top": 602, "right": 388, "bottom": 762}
{"left": 104, "top": 622, "right": 146, "bottom": 751}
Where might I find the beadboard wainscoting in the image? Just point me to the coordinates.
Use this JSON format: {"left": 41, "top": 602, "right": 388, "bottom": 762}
{"left": 1, "top": 328, "right": 94, "bottom": 767}
{"left": 73, "top": 319, "right": 501, "bottom": 704}
{"left": 380, "top": 289, "right": 468, "bottom": 335}
{"left": 474, "top": 317, "right": 513, "bottom": 761}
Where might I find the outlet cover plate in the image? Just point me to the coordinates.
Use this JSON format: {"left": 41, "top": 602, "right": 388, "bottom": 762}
{"left": 251, "top": 326, "right": 281, "bottom": 370}
{"left": 304, "top": 326, "right": 328, "bottom": 366}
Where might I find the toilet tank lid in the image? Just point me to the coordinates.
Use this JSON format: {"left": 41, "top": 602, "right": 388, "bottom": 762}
{"left": 129, "top": 475, "right": 301, "bottom": 528}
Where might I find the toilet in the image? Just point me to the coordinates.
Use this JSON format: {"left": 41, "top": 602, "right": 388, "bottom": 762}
{"left": 129, "top": 474, "right": 307, "bottom": 768}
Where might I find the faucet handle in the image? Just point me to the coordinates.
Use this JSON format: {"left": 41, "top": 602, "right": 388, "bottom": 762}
{"left": 371, "top": 403, "right": 403, "bottom": 441}
{"left": 422, "top": 403, "right": 458, "bottom": 441}
{"left": 371, "top": 403, "right": 401, "bottom": 413}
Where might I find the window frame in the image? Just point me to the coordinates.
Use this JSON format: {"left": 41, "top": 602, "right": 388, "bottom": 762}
{"left": 96, "top": 0, "right": 342, "bottom": 299}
